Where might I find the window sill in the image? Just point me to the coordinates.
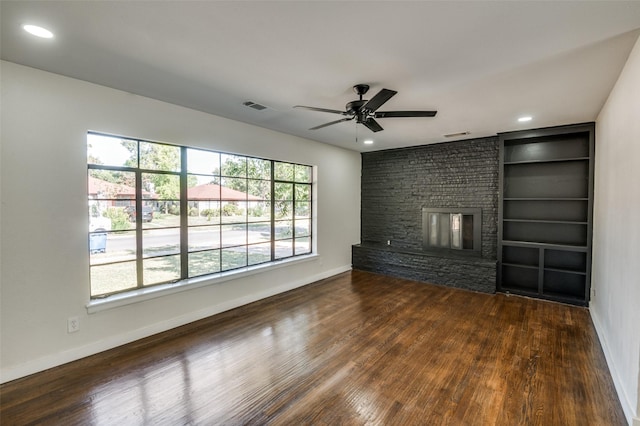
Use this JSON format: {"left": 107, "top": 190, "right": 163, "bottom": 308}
{"left": 86, "top": 254, "right": 318, "bottom": 314}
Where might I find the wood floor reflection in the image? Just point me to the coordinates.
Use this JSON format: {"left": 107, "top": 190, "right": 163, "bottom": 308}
{"left": 0, "top": 270, "right": 626, "bottom": 425}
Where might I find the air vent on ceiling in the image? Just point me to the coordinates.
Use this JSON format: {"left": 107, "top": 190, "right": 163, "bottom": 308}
{"left": 444, "top": 131, "right": 470, "bottom": 138}
{"left": 243, "top": 101, "right": 267, "bottom": 111}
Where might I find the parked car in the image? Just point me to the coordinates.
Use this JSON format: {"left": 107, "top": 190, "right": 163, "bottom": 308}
{"left": 124, "top": 206, "right": 154, "bottom": 222}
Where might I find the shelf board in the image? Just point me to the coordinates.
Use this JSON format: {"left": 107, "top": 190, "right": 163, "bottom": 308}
{"left": 503, "top": 219, "right": 588, "bottom": 225}
{"left": 503, "top": 197, "right": 589, "bottom": 201}
{"left": 501, "top": 240, "right": 588, "bottom": 251}
{"left": 544, "top": 267, "right": 586, "bottom": 276}
{"left": 541, "top": 291, "right": 587, "bottom": 305}
{"left": 502, "top": 262, "right": 538, "bottom": 270}
{"left": 504, "top": 157, "right": 589, "bottom": 165}
{"left": 500, "top": 286, "right": 539, "bottom": 297}
{"left": 501, "top": 287, "right": 586, "bottom": 306}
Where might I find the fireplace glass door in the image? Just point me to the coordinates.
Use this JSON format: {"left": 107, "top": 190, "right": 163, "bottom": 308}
{"left": 423, "top": 208, "right": 481, "bottom": 254}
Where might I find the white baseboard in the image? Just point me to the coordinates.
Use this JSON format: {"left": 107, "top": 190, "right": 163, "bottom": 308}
{"left": 0, "top": 265, "right": 352, "bottom": 384}
{"left": 591, "top": 309, "right": 638, "bottom": 425}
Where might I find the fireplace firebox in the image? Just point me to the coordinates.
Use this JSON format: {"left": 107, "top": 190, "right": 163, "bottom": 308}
{"left": 422, "top": 208, "right": 481, "bottom": 254}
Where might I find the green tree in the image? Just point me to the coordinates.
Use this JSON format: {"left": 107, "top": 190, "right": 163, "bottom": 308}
{"left": 88, "top": 169, "right": 135, "bottom": 189}
{"left": 120, "top": 141, "right": 182, "bottom": 203}
{"left": 219, "top": 158, "right": 311, "bottom": 218}
{"left": 220, "top": 156, "right": 272, "bottom": 199}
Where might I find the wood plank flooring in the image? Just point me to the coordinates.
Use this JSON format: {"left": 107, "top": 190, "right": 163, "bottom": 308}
{"left": 0, "top": 270, "right": 626, "bottom": 425}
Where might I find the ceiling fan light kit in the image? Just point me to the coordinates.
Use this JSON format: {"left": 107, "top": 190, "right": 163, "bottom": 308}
{"left": 294, "top": 84, "right": 437, "bottom": 133}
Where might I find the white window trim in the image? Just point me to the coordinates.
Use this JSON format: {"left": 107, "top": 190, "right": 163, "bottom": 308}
{"left": 86, "top": 253, "right": 318, "bottom": 314}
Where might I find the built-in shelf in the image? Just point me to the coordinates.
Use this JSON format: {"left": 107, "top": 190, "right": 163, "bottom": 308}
{"left": 498, "top": 123, "right": 594, "bottom": 306}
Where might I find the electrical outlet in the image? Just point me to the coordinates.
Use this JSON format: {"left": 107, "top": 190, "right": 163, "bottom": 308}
{"left": 67, "top": 316, "right": 80, "bottom": 333}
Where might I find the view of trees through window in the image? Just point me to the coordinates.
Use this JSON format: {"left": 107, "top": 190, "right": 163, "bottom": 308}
{"left": 87, "top": 132, "right": 312, "bottom": 298}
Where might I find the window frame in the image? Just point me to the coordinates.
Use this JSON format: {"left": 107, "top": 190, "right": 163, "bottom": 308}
{"left": 88, "top": 132, "right": 313, "bottom": 299}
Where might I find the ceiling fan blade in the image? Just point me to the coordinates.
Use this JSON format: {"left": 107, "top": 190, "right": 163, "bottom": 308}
{"left": 362, "top": 89, "right": 397, "bottom": 112}
{"left": 362, "top": 118, "right": 384, "bottom": 132}
{"left": 309, "top": 117, "right": 353, "bottom": 130}
{"left": 374, "top": 110, "right": 438, "bottom": 118}
{"left": 294, "top": 105, "right": 346, "bottom": 115}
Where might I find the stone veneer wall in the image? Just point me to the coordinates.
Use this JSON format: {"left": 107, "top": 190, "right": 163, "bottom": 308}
{"left": 353, "top": 136, "right": 499, "bottom": 292}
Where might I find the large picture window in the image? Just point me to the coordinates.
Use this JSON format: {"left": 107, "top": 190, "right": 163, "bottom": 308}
{"left": 87, "top": 132, "right": 312, "bottom": 298}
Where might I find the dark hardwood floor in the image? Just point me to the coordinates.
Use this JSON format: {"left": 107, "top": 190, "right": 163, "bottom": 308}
{"left": 0, "top": 270, "right": 626, "bottom": 425}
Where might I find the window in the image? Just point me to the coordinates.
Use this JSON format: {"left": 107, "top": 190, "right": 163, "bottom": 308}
{"left": 87, "top": 132, "right": 312, "bottom": 298}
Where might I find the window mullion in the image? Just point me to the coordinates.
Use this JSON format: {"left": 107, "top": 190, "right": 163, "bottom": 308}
{"left": 292, "top": 181, "right": 296, "bottom": 255}
{"left": 270, "top": 161, "right": 276, "bottom": 261}
{"left": 135, "top": 168, "right": 143, "bottom": 288}
{"left": 180, "top": 147, "right": 188, "bottom": 279}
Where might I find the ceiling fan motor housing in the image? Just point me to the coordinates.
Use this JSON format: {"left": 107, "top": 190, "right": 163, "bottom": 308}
{"left": 346, "top": 100, "right": 367, "bottom": 115}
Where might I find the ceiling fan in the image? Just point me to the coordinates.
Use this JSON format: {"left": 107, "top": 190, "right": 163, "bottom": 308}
{"left": 294, "top": 84, "right": 437, "bottom": 133}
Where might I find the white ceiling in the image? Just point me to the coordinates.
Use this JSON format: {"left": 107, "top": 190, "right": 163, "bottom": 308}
{"left": 2, "top": 1, "right": 640, "bottom": 152}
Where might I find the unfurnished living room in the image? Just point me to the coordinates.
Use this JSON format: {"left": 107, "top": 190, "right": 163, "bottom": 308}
{"left": 1, "top": 1, "right": 639, "bottom": 425}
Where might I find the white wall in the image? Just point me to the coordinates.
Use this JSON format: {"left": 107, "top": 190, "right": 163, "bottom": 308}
{"left": 592, "top": 35, "right": 640, "bottom": 425}
{"left": 0, "top": 61, "right": 361, "bottom": 382}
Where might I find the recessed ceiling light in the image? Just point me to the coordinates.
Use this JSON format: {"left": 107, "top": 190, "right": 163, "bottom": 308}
{"left": 518, "top": 116, "right": 532, "bottom": 122}
{"left": 23, "top": 24, "right": 54, "bottom": 39}
{"left": 363, "top": 140, "right": 374, "bottom": 145}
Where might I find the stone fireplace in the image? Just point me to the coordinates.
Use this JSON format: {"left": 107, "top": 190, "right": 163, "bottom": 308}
{"left": 352, "top": 136, "right": 499, "bottom": 293}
